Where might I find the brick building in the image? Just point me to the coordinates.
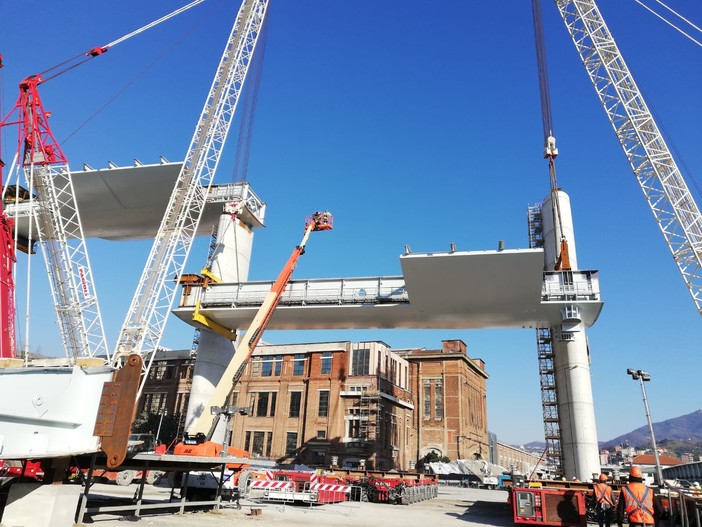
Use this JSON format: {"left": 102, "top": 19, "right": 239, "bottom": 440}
{"left": 397, "top": 339, "right": 489, "bottom": 463}
{"left": 137, "top": 348, "right": 195, "bottom": 418}
{"left": 140, "top": 338, "right": 489, "bottom": 471}
{"left": 229, "top": 341, "right": 415, "bottom": 470}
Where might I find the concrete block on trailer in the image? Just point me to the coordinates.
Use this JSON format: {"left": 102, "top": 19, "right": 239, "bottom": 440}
{"left": 1, "top": 482, "right": 82, "bottom": 527}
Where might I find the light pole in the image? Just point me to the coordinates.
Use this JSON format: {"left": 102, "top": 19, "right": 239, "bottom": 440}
{"left": 626, "top": 369, "right": 664, "bottom": 485}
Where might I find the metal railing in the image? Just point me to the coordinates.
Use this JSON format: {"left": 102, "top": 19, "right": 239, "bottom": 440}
{"left": 541, "top": 271, "right": 600, "bottom": 301}
{"left": 196, "top": 277, "right": 410, "bottom": 308}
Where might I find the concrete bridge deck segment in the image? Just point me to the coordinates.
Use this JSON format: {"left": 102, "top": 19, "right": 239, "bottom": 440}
{"left": 4, "top": 162, "right": 265, "bottom": 241}
{"left": 174, "top": 248, "right": 603, "bottom": 331}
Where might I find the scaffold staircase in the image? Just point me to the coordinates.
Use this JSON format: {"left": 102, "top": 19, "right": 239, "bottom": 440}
{"left": 528, "top": 204, "right": 564, "bottom": 476}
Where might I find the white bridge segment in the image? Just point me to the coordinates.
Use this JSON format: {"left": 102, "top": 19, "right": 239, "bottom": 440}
{"left": 4, "top": 162, "right": 266, "bottom": 242}
{"left": 174, "top": 249, "right": 603, "bottom": 330}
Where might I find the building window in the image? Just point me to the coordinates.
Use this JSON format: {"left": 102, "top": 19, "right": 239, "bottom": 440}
{"left": 318, "top": 390, "right": 330, "bottom": 418}
{"left": 270, "top": 392, "right": 277, "bottom": 417}
{"left": 148, "top": 361, "right": 174, "bottom": 380}
{"left": 251, "top": 357, "right": 261, "bottom": 377}
{"left": 289, "top": 391, "right": 302, "bottom": 417}
{"left": 252, "top": 431, "right": 264, "bottom": 457}
{"left": 286, "top": 432, "right": 298, "bottom": 455}
{"left": 179, "top": 359, "right": 195, "bottom": 380}
{"left": 175, "top": 392, "right": 189, "bottom": 415}
{"left": 253, "top": 392, "right": 277, "bottom": 417}
{"left": 348, "top": 418, "right": 361, "bottom": 439}
{"left": 245, "top": 431, "right": 251, "bottom": 451}
{"left": 292, "top": 354, "right": 306, "bottom": 376}
{"left": 274, "top": 355, "right": 283, "bottom": 376}
{"left": 320, "top": 351, "right": 332, "bottom": 375}
{"left": 352, "top": 348, "right": 370, "bottom": 376}
{"left": 261, "top": 357, "right": 273, "bottom": 377}
{"left": 317, "top": 430, "right": 326, "bottom": 439}
{"left": 256, "top": 392, "right": 269, "bottom": 417}
{"left": 266, "top": 431, "right": 273, "bottom": 457}
{"left": 143, "top": 392, "right": 167, "bottom": 414}
{"left": 423, "top": 380, "right": 431, "bottom": 419}
{"left": 434, "top": 380, "right": 443, "bottom": 419}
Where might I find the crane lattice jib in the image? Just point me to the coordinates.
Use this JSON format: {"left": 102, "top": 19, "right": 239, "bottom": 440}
{"left": 554, "top": 0, "right": 702, "bottom": 317}
{"left": 0, "top": 78, "right": 108, "bottom": 360}
{"left": 113, "top": 0, "right": 270, "bottom": 371}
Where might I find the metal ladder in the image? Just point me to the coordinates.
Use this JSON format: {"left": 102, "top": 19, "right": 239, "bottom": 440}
{"left": 528, "top": 204, "right": 564, "bottom": 476}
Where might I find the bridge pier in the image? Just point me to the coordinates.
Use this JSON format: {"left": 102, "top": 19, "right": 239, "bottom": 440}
{"left": 542, "top": 190, "right": 600, "bottom": 481}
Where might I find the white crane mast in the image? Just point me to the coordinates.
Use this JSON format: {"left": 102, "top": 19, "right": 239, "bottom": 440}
{"left": 113, "top": 0, "right": 270, "bottom": 373}
{"left": 554, "top": 0, "right": 702, "bottom": 316}
{"left": 29, "top": 163, "right": 108, "bottom": 360}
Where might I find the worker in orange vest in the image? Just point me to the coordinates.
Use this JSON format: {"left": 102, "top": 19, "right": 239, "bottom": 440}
{"left": 592, "top": 473, "right": 615, "bottom": 527}
{"left": 616, "top": 466, "right": 663, "bottom": 527}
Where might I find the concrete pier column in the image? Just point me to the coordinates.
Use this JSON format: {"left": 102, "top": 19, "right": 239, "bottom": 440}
{"left": 210, "top": 211, "right": 253, "bottom": 282}
{"left": 551, "top": 319, "right": 601, "bottom": 481}
{"left": 185, "top": 210, "right": 254, "bottom": 441}
{"left": 542, "top": 189, "right": 601, "bottom": 480}
{"left": 542, "top": 190, "right": 579, "bottom": 271}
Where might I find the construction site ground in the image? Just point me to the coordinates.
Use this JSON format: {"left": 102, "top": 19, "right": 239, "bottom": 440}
{"left": 83, "top": 482, "right": 513, "bottom": 527}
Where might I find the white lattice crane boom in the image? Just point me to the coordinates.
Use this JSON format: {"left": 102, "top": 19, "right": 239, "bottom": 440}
{"left": 554, "top": 0, "right": 702, "bottom": 316}
{"left": 113, "top": 0, "right": 270, "bottom": 379}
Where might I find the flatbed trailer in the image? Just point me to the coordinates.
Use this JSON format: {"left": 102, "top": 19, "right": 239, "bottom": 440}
{"left": 71, "top": 452, "right": 258, "bottom": 522}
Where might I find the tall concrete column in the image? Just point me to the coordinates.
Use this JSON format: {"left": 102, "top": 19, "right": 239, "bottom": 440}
{"left": 542, "top": 190, "right": 601, "bottom": 481}
{"left": 185, "top": 209, "right": 254, "bottom": 442}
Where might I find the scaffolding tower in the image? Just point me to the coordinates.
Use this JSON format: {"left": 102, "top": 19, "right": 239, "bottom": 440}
{"left": 358, "top": 389, "right": 380, "bottom": 443}
{"left": 528, "top": 204, "right": 564, "bottom": 476}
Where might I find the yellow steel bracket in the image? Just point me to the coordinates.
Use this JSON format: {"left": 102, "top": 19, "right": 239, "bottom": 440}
{"left": 192, "top": 301, "right": 237, "bottom": 341}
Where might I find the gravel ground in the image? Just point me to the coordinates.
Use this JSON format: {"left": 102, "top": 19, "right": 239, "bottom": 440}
{"left": 80, "top": 484, "right": 513, "bottom": 527}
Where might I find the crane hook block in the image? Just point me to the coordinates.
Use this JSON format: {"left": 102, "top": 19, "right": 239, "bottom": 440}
{"left": 544, "top": 135, "right": 558, "bottom": 159}
{"left": 87, "top": 46, "right": 109, "bottom": 57}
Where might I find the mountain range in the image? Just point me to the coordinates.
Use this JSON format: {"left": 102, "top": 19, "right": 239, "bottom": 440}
{"left": 600, "top": 409, "right": 702, "bottom": 449}
{"left": 521, "top": 409, "right": 702, "bottom": 451}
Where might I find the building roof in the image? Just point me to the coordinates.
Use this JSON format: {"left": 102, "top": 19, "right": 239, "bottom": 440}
{"left": 633, "top": 454, "right": 684, "bottom": 466}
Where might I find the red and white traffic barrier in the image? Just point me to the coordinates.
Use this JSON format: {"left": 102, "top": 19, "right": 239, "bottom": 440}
{"left": 250, "top": 480, "right": 293, "bottom": 489}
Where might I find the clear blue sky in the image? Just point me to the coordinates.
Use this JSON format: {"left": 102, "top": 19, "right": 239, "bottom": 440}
{"left": 1, "top": 1, "right": 700, "bottom": 445}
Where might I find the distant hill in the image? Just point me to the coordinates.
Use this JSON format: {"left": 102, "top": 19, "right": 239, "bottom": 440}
{"left": 601, "top": 409, "right": 702, "bottom": 449}
{"left": 523, "top": 441, "right": 546, "bottom": 451}
{"left": 513, "top": 410, "right": 702, "bottom": 452}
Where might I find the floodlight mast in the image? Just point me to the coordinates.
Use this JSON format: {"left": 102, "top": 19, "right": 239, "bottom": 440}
{"left": 626, "top": 368, "right": 664, "bottom": 484}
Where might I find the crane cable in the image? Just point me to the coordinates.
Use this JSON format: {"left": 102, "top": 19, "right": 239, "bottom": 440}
{"left": 633, "top": 0, "right": 702, "bottom": 47}
{"left": 631, "top": 0, "right": 702, "bottom": 201}
{"left": 232, "top": 13, "right": 269, "bottom": 184}
{"left": 532, "top": 0, "right": 553, "bottom": 145}
{"left": 61, "top": 2, "right": 222, "bottom": 148}
{"left": 531, "top": 0, "right": 569, "bottom": 270}
{"left": 37, "top": 0, "right": 207, "bottom": 84}
{"left": 105, "top": 0, "right": 207, "bottom": 49}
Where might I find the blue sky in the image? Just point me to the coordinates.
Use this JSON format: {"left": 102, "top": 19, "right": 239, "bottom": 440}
{"left": 1, "top": 1, "right": 700, "bottom": 445}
